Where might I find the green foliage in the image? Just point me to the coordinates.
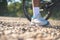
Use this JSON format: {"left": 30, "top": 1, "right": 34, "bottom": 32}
{"left": 8, "top": 2, "right": 24, "bottom": 17}
{"left": 7, "top": 0, "right": 32, "bottom": 17}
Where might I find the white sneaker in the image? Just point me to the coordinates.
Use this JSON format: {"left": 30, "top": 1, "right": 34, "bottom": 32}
{"left": 31, "top": 18, "right": 49, "bottom": 26}
{"left": 31, "top": 7, "right": 49, "bottom": 26}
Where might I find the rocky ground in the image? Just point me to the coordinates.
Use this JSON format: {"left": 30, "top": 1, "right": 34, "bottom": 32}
{"left": 0, "top": 17, "right": 60, "bottom": 40}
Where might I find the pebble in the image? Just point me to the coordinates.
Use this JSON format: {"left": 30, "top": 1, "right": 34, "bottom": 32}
{"left": 25, "top": 38, "right": 34, "bottom": 40}
{"left": 0, "top": 18, "right": 60, "bottom": 40}
{"left": 4, "top": 30, "right": 12, "bottom": 35}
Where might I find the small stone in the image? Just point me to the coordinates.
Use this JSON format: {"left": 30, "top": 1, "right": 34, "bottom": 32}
{"left": 4, "top": 30, "right": 12, "bottom": 35}
{"left": 11, "top": 34, "right": 18, "bottom": 38}
{"left": 0, "top": 32, "right": 2, "bottom": 36}
{"left": 25, "top": 38, "right": 34, "bottom": 40}
{"left": 12, "top": 30, "right": 15, "bottom": 33}
{"left": 22, "top": 28, "right": 27, "bottom": 32}
{"left": 0, "top": 28, "right": 4, "bottom": 31}
{"left": 7, "top": 25, "right": 12, "bottom": 27}
{"left": 0, "top": 21, "right": 2, "bottom": 24}
{"left": 18, "top": 38, "right": 24, "bottom": 40}
{"left": 17, "top": 24, "right": 20, "bottom": 26}
{"left": 0, "top": 24, "right": 3, "bottom": 27}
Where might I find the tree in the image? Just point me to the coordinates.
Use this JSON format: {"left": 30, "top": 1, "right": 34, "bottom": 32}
{"left": 0, "top": 0, "right": 7, "bottom": 16}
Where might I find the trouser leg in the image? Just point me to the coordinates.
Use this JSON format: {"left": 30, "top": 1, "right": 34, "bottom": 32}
{"left": 32, "top": 0, "right": 42, "bottom": 19}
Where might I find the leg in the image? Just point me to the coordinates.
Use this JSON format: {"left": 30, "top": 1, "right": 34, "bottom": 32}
{"left": 31, "top": 0, "right": 49, "bottom": 26}
{"left": 32, "top": 0, "right": 42, "bottom": 19}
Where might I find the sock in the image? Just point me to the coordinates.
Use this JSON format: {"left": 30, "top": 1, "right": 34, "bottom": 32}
{"left": 32, "top": 7, "right": 42, "bottom": 19}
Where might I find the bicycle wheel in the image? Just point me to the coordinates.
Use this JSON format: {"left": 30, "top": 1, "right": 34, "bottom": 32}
{"left": 23, "top": 0, "right": 53, "bottom": 21}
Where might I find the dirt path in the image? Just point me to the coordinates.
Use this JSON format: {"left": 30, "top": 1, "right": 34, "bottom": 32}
{"left": 0, "top": 17, "right": 60, "bottom": 40}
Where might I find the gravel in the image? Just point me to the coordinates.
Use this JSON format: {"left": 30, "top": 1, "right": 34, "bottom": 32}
{"left": 0, "top": 17, "right": 60, "bottom": 40}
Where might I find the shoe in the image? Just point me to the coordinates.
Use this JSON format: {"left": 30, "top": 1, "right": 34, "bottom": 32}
{"left": 31, "top": 17, "right": 49, "bottom": 26}
{"left": 43, "top": 0, "right": 52, "bottom": 2}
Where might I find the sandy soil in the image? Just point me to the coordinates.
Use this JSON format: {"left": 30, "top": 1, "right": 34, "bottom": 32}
{"left": 0, "top": 17, "right": 60, "bottom": 40}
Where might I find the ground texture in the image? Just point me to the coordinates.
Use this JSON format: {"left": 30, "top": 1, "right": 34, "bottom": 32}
{"left": 0, "top": 17, "right": 60, "bottom": 40}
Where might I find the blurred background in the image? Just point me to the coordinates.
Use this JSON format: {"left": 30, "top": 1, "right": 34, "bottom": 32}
{"left": 0, "top": 0, "right": 24, "bottom": 17}
{"left": 0, "top": 0, "right": 60, "bottom": 20}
